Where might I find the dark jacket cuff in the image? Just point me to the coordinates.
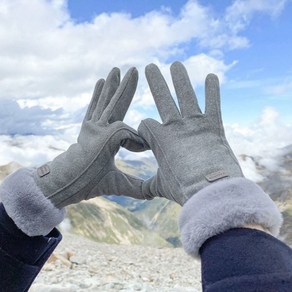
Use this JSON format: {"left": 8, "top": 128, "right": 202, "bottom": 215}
{"left": 0, "top": 203, "right": 62, "bottom": 291}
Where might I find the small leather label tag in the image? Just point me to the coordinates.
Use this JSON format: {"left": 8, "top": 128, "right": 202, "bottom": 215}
{"left": 205, "top": 170, "right": 229, "bottom": 182}
{"left": 37, "top": 164, "right": 50, "bottom": 177}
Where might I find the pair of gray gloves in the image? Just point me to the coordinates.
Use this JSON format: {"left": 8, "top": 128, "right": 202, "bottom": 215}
{"left": 0, "top": 62, "right": 282, "bottom": 257}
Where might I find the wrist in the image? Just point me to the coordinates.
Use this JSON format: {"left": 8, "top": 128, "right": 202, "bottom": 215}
{"left": 242, "top": 223, "right": 272, "bottom": 235}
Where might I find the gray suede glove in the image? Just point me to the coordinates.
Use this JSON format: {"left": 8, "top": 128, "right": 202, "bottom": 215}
{"left": 138, "top": 62, "right": 243, "bottom": 206}
{"left": 0, "top": 67, "right": 148, "bottom": 236}
{"left": 35, "top": 67, "right": 147, "bottom": 208}
{"left": 138, "top": 62, "right": 282, "bottom": 257}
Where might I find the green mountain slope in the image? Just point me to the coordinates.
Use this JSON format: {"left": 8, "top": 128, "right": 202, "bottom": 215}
{"left": 134, "top": 198, "right": 181, "bottom": 246}
{"left": 65, "top": 197, "right": 171, "bottom": 247}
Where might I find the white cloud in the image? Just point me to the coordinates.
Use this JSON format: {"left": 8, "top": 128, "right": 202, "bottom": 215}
{"left": 0, "top": 134, "right": 70, "bottom": 166}
{"left": 0, "top": 100, "right": 67, "bottom": 135}
{"left": 225, "top": 0, "right": 288, "bottom": 34}
{"left": 225, "top": 107, "right": 292, "bottom": 181}
{"left": 117, "top": 148, "right": 154, "bottom": 162}
{"left": 124, "top": 109, "right": 148, "bottom": 130}
{"left": 267, "top": 78, "right": 292, "bottom": 96}
{"left": 259, "top": 107, "right": 279, "bottom": 126}
{"left": 0, "top": 0, "right": 290, "bottom": 152}
{"left": 0, "top": 0, "right": 273, "bottom": 106}
{"left": 240, "top": 156, "right": 265, "bottom": 182}
{"left": 183, "top": 54, "right": 236, "bottom": 84}
{"left": 0, "top": 105, "right": 290, "bottom": 191}
{"left": 227, "top": 106, "right": 292, "bottom": 157}
{"left": 1, "top": 0, "right": 255, "bottom": 135}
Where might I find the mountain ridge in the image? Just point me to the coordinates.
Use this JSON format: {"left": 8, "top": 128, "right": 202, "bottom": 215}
{"left": 0, "top": 143, "right": 291, "bottom": 247}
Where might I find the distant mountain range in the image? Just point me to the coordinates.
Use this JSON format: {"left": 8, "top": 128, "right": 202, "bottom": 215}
{"left": 112, "top": 145, "right": 292, "bottom": 247}
{"left": 0, "top": 144, "right": 291, "bottom": 247}
{"left": 257, "top": 145, "right": 292, "bottom": 243}
{"left": 65, "top": 197, "right": 171, "bottom": 247}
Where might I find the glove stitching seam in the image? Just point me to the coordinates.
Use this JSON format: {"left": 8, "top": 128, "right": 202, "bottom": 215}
{"left": 86, "top": 170, "right": 144, "bottom": 200}
{"left": 210, "top": 97, "right": 242, "bottom": 176}
{"left": 46, "top": 126, "right": 139, "bottom": 201}
{"left": 142, "top": 121, "right": 187, "bottom": 204}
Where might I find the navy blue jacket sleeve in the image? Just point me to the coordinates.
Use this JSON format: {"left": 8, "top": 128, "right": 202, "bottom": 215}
{"left": 0, "top": 203, "right": 62, "bottom": 292}
{"left": 200, "top": 228, "right": 292, "bottom": 291}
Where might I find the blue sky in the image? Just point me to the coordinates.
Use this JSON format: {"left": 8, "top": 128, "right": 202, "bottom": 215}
{"left": 68, "top": 0, "right": 188, "bottom": 19}
{"left": 67, "top": 0, "right": 292, "bottom": 125}
{"left": 0, "top": 0, "right": 291, "bottom": 167}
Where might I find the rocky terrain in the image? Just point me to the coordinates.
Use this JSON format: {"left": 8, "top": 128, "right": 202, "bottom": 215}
{"left": 30, "top": 233, "right": 201, "bottom": 292}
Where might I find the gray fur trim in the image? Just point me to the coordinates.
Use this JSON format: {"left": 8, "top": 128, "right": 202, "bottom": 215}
{"left": 0, "top": 168, "right": 65, "bottom": 236}
{"left": 179, "top": 177, "right": 283, "bottom": 258}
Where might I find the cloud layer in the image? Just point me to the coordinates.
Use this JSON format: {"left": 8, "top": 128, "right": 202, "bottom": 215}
{"left": 1, "top": 0, "right": 286, "bottom": 100}
{"left": 0, "top": 0, "right": 232, "bottom": 102}
{"left": 0, "top": 0, "right": 290, "bottom": 179}
{"left": 226, "top": 107, "right": 292, "bottom": 181}
{"left": 0, "top": 100, "right": 65, "bottom": 135}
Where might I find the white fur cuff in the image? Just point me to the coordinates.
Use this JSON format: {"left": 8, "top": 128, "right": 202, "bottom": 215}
{"left": 0, "top": 168, "right": 65, "bottom": 236}
{"left": 179, "top": 178, "right": 283, "bottom": 258}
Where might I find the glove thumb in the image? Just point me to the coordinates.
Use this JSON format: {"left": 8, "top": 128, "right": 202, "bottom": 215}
{"left": 141, "top": 174, "right": 162, "bottom": 200}
{"left": 96, "top": 169, "right": 152, "bottom": 200}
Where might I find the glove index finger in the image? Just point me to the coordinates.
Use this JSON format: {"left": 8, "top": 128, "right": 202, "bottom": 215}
{"left": 146, "top": 63, "right": 180, "bottom": 123}
{"left": 84, "top": 79, "right": 105, "bottom": 122}
{"left": 100, "top": 67, "right": 138, "bottom": 124}
{"left": 92, "top": 67, "right": 121, "bottom": 122}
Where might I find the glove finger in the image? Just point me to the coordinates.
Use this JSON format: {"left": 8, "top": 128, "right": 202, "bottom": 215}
{"left": 92, "top": 67, "right": 121, "bottom": 121}
{"left": 84, "top": 79, "right": 105, "bottom": 121}
{"left": 170, "top": 61, "right": 202, "bottom": 117}
{"left": 98, "top": 169, "right": 149, "bottom": 200}
{"left": 205, "top": 73, "right": 223, "bottom": 125}
{"left": 100, "top": 67, "right": 138, "bottom": 124}
{"left": 119, "top": 123, "right": 150, "bottom": 152}
{"left": 145, "top": 63, "right": 180, "bottom": 123}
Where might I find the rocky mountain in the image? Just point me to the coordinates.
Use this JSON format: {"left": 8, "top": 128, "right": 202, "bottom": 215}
{"left": 30, "top": 233, "right": 201, "bottom": 292}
